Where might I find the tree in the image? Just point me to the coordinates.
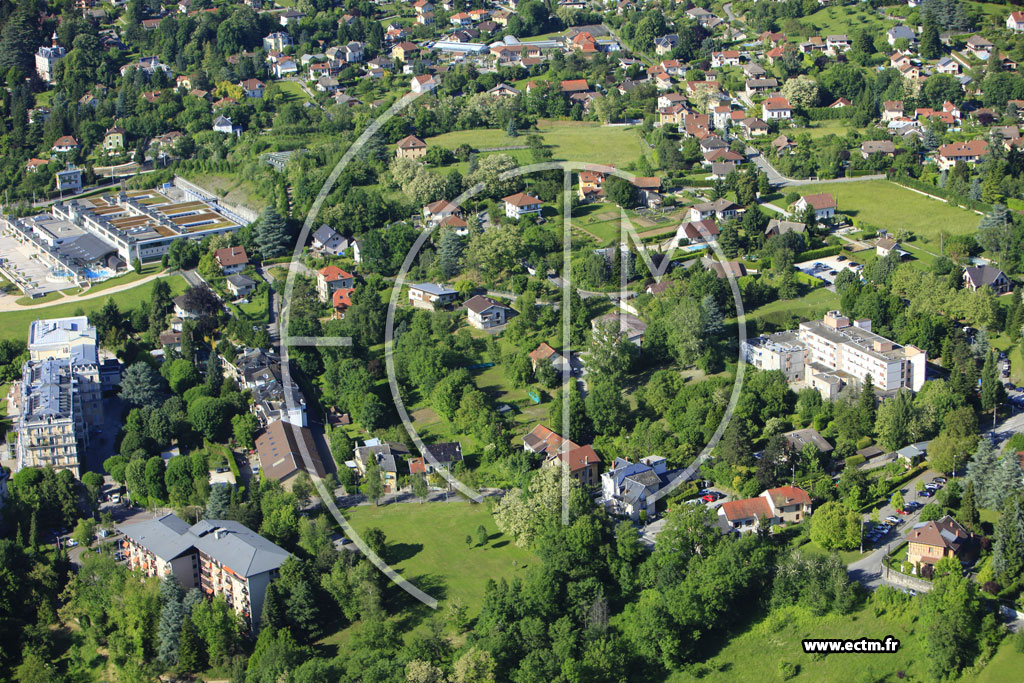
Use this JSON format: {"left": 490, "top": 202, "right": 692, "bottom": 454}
{"left": 586, "top": 378, "right": 629, "bottom": 436}
{"left": 919, "top": 572, "right": 987, "bottom": 679}
{"left": 891, "top": 490, "right": 905, "bottom": 513}
{"left": 875, "top": 389, "right": 918, "bottom": 450}
{"left": 157, "top": 578, "right": 186, "bottom": 666}
{"left": 187, "top": 396, "right": 229, "bottom": 442}
{"left": 959, "top": 480, "right": 980, "bottom": 532}
{"left": 231, "top": 413, "right": 257, "bottom": 450}
{"left": 780, "top": 75, "right": 819, "bottom": 109}
{"left": 809, "top": 501, "right": 861, "bottom": 550}
{"left": 920, "top": 18, "right": 941, "bottom": 59}
{"left": 451, "top": 647, "right": 496, "bottom": 683}
{"left": 72, "top": 517, "right": 96, "bottom": 546}
{"left": 121, "top": 362, "right": 168, "bottom": 408}
{"left": 476, "top": 524, "right": 488, "bottom": 547}
{"left": 980, "top": 351, "right": 1005, "bottom": 414}
{"left": 438, "top": 230, "right": 465, "bottom": 278}
{"left": 328, "top": 428, "right": 353, "bottom": 467}
{"left": 411, "top": 474, "right": 428, "bottom": 503}
{"left": 254, "top": 207, "right": 290, "bottom": 258}
{"left": 206, "top": 484, "right": 231, "bottom": 519}
{"left": 967, "top": 437, "right": 1001, "bottom": 509}
{"left": 604, "top": 176, "right": 638, "bottom": 209}
{"left": 992, "top": 493, "right": 1024, "bottom": 583}
{"left": 362, "top": 463, "right": 384, "bottom": 504}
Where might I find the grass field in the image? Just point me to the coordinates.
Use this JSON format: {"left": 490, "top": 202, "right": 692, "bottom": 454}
{"left": 965, "top": 636, "right": 1024, "bottom": 682}
{"left": 790, "top": 119, "right": 860, "bottom": 139}
{"left": 16, "top": 290, "right": 71, "bottom": 305}
{"left": 664, "top": 603, "right": 927, "bottom": 682}
{"left": 802, "top": 181, "right": 979, "bottom": 248}
{"left": 274, "top": 80, "right": 313, "bottom": 103}
{"left": 425, "top": 120, "right": 650, "bottom": 169}
{"left": 340, "top": 503, "right": 534, "bottom": 614}
{"left": 741, "top": 287, "right": 841, "bottom": 333}
{"left": 181, "top": 172, "right": 267, "bottom": 212}
{"left": 797, "top": 5, "right": 893, "bottom": 37}
{"left": 0, "top": 275, "right": 188, "bottom": 343}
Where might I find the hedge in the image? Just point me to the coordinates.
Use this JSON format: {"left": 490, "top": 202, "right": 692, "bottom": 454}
{"left": 795, "top": 245, "right": 843, "bottom": 261}
{"left": 845, "top": 455, "right": 867, "bottom": 469}
{"left": 802, "top": 106, "right": 858, "bottom": 121}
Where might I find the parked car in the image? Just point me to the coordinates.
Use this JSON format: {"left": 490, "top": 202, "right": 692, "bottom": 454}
{"left": 886, "top": 516, "right": 900, "bottom": 524}
{"left": 66, "top": 538, "right": 78, "bottom": 547}
{"left": 701, "top": 494, "right": 716, "bottom": 503}
{"left": 932, "top": 477, "right": 947, "bottom": 485}
{"left": 919, "top": 489, "right": 933, "bottom": 497}
{"left": 836, "top": 255, "right": 847, "bottom": 261}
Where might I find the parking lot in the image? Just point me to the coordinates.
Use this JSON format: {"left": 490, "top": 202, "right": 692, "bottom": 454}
{"left": 795, "top": 254, "right": 863, "bottom": 289}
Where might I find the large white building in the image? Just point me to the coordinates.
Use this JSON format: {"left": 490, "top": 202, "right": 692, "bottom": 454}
{"left": 743, "top": 311, "right": 926, "bottom": 397}
{"left": 14, "top": 317, "right": 106, "bottom": 476}
{"left": 118, "top": 514, "right": 289, "bottom": 631}
{"left": 35, "top": 34, "right": 66, "bottom": 83}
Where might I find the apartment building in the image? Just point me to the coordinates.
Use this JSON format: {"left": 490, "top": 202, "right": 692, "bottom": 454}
{"left": 798, "top": 311, "right": 926, "bottom": 394}
{"left": 741, "top": 331, "right": 806, "bottom": 383}
{"left": 118, "top": 513, "right": 289, "bottom": 630}
{"left": 15, "top": 317, "right": 106, "bottom": 476}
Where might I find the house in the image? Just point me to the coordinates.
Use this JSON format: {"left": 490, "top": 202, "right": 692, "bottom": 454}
{"left": 502, "top": 192, "right": 543, "bottom": 220}
{"left": 689, "top": 198, "right": 740, "bottom": 222}
{"left": 331, "top": 287, "right": 354, "bottom": 318}
{"left": 117, "top": 513, "right": 288, "bottom": 631}
{"left": 826, "top": 34, "right": 851, "bottom": 53}
{"left": 962, "top": 265, "right": 1011, "bottom": 294}
{"left": 55, "top": 165, "right": 83, "bottom": 194}
{"left": 739, "top": 117, "right": 769, "bottom": 138}
{"left": 542, "top": 443, "right": 601, "bottom": 486}
{"left": 675, "top": 219, "right": 720, "bottom": 244}
{"left": 782, "top": 428, "right": 833, "bottom": 456}
{"left": 391, "top": 41, "right": 419, "bottom": 62}
{"left": 353, "top": 439, "right": 410, "bottom": 493}
{"left": 591, "top": 312, "right": 646, "bottom": 347}
{"left": 765, "top": 219, "right": 805, "bottom": 238}
{"left": 316, "top": 266, "right": 355, "bottom": 303}
{"left": 311, "top": 224, "right": 348, "bottom": 256}
{"left": 214, "top": 246, "right": 249, "bottom": 274}
{"left": 263, "top": 33, "right": 293, "bottom": 52}
{"left": 965, "top": 35, "right": 994, "bottom": 59}
{"left": 718, "top": 486, "right": 813, "bottom": 533}
{"left": 26, "top": 158, "right": 49, "bottom": 173}
{"left": 905, "top": 515, "right": 973, "bottom": 566}
{"left": 794, "top": 193, "right": 836, "bottom": 220}
{"left": 409, "top": 442, "right": 463, "bottom": 476}
{"left": 711, "top": 50, "right": 740, "bottom": 67}
{"left": 701, "top": 257, "right": 747, "bottom": 279}
{"left": 279, "top": 9, "right": 304, "bottom": 26}
{"left": 240, "top": 78, "right": 265, "bottom": 98}
{"left": 560, "top": 79, "right": 589, "bottom": 95}
{"left": 529, "top": 342, "right": 570, "bottom": 375}
{"left": 598, "top": 456, "right": 671, "bottom": 520}
{"left": 315, "top": 76, "right": 340, "bottom": 94}
{"left": 408, "top": 283, "right": 458, "bottom": 309}
{"left": 936, "top": 140, "right": 987, "bottom": 170}
{"left": 1009, "top": 11, "right": 1024, "bottom": 32}
{"left": 226, "top": 274, "right": 256, "bottom": 298}
{"left": 212, "top": 116, "right": 239, "bottom": 136}
{"left": 35, "top": 34, "right": 66, "bottom": 83}
{"left": 271, "top": 60, "right": 298, "bottom": 79}
{"left": 103, "top": 126, "right": 125, "bottom": 154}
{"left": 463, "top": 295, "right": 510, "bottom": 329}
{"left": 935, "top": 57, "right": 960, "bottom": 75}
{"left": 762, "top": 96, "right": 792, "bottom": 120}
{"left": 887, "top": 25, "right": 916, "bottom": 46}
{"left": 772, "top": 134, "right": 796, "bottom": 155}
{"left": 876, "top": 237, "right": 899, "bottom": 257}
{"left": 745, "top": 77, "right": 779, "bottom": 97}
{"left": 255, "top": 419, "right": 327, "bottom": 483}
{"left": 882, "top": 101, "right": 904, "bottom": 122}
{"left": 578, "top": 168, "right": 609, "bottom": 201}
{"left": 487, "top": 83, "right": 520, "bottom": 97}
{"left": 829, "top": 97, "right": 852, "bottom": 108}
{"left": 396, "top": 135, "right": 427, "bottom": 159}
{"left": 633, "top": 177, "right": 663, "bottom": 208}
{"left": 653, "top": 34, "right": 679, "bottom": 55}
{"left": 861, "top": 140, "right": 896, "bottom": 158}
{"left": 52, "top": 135, "right": 80, "bottom": 153}
{"left": 411, "top": 74, "right": 438, "bottom": 93}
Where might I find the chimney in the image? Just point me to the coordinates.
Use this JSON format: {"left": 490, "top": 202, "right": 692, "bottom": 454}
{"left": 52, "top": 32, "right": 58, "bottom": 47}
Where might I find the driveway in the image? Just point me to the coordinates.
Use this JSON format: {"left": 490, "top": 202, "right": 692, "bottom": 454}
{"left": 847, "top": 468, "right": 940, "bottom": 589}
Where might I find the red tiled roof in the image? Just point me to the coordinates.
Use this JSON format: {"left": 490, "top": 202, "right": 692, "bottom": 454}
{"left": 529, "top": 342, "right": 558, "bottom": 362}
{"left": 549, "top": 445, "right": 600, "bottom": 473}
{"left": 319, "top": 265, "right": 353, "bottom": 281}
{"left": 214, "top": 245, "right": 248, "bottom": 267}
{"left": 765, "top": 486, "right": 811, "bottom": 507}
{"left": 721, "top": 496, "right": 772, "bottom": 522}
{"left": 503, "top": 192, "right": 541, "bottom": 207}
{"left": 397, "top": 134, "right": 426, "bottom": 149}
{"left": 332, "top": 287, "right": 354, "bottom": 309}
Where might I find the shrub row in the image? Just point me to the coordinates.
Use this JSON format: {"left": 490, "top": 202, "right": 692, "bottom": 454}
{"left": 795, "top": 245, "right": 843, "bottom": 261}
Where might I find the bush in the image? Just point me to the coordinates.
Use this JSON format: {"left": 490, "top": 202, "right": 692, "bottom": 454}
{"left": 856, "top": 436, "right": 874, "bottom": 450}
{"left": 795, "top": 245, "right": 843, "bottom": 261}
{"left": 778, "top": 660, "right": 798, "bottom": 680}
{"left": 845, "top": 455, "right": 866, "bottom": 469}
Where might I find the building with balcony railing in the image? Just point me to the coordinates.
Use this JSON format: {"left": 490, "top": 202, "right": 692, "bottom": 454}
{"left": 118, "top": 513, "right": 289, "bottom": 631}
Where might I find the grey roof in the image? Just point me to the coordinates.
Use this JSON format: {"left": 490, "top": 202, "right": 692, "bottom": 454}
{"left": 21, "top": 358, "right": 75, "bottom": 421}
{"left": 964, "top": 265, "right": 1007, "bottom": 288}
{"left": 189, "top": 519, "right": 290, "bottom": 577}
{"left": 410, "top": 282, "right": 457, "bottom": 296}
{"left": 227, "top": 273, "right": 256, "bottom": 288}
{"left": 117, "top": 513, "right": 195, "bottom": 561}
{"left": 356, "top": 441, "right": 410, "bottom": 474}
{"left": 783, "top": 428, "right": 833, "bottom": 453}
{"left": 312, "top": 224, "right": 341, "bottom": 246}
{"left": 766, "top": 218, "right": 805, "bottom": 236}
{"left": 888, "top": 25, "right": 915, "bottom": 40}
{"left": 57, "top": 233, "right": 117, "bottom": 264}
{"left": 421, "top": 441, "right": 462, "bottom": 464}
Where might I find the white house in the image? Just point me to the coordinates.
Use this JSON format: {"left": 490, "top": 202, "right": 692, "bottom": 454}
{"left": 502, "top": 192, "right": 543, "bottom": 220}
{"left": 409, "top": 283, "right": 458, "bottom": 309}
{"left": 463, "top": 295, "right": 510, "bottom": 329}
{"left": 411, "top": 74, "right": 438, "bottom": 93}
{"left": 55, "top": 164, "right": 82, "bottom": 194}
{"left": 1008, "top": 11, "right": 1024, "bottom": 32}
{"left": 762, "top": 96, "right": 792, "bottom": 120}
{"left": 600, "top": 456, "right": 668, "bottom": 520}
{"left": 213, "top": 116, "right": 240, "bottom": 136}
{"left": 794, "top": 193, "right": 836, "bottom": 220}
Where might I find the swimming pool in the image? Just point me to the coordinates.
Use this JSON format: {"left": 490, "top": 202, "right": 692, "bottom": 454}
{"left": 83, "top": 266, "right": 116, "bottom": 280}
{"left": 678, "top": 244, "right": 708, "bottom": 253}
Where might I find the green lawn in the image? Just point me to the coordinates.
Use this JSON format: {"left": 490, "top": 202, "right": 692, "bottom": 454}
{"left": 0, "top": 275, "right": 188, "bottom": 343}
{"left": 664, "top": 603, "right": 927, "bottom": 682}
{"left": 789, "top": 119, "right": 860, "bottom": 139}
{"left": 181, "top": 172, "right": 267, "bottom": 212}
{"left": 803, "top": 181, "right": 979, "bottom": 249}
{"left": 741, "top": 287, "right": 841, "bottom": 332}
{"left": 339, "top": 502, "right": 535, "bottom": 616}
{"left": 964, "top": 636, "right": 1024, "bottom": 682}
{"left": 425, "top": 120, "right": 650, "bottom": 169}
{"left": 797, "top": 5, "right": 893, "bottom": 37}
{"left": 77, "top": 266, "right": 163, "bottom": 295}
{"left": 274, "top": 80, "right": 312, "bottom": 103}
{"left": 15, "top": 290, "right": 71, "bottom": 305}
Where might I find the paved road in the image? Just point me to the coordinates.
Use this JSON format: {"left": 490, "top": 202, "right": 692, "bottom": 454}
{"left": 723, "top": 2, "right": 737, "bottom": 22}
{"left": 746, "top": 146, "right": 886, "bottom": 188}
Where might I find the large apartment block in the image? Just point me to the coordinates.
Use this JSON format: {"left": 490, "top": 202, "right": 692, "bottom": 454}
{"left": 14, "top": 317, "right": 105, "bottom": 476}
{"left": 742, "top": 311, "right": 925, "bottom": 398}
{"left": 118, "top": 513, "right": 290, "bottom": 630}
